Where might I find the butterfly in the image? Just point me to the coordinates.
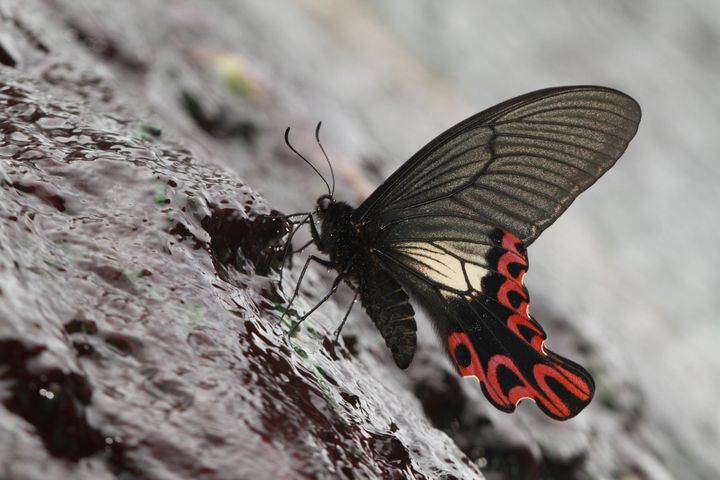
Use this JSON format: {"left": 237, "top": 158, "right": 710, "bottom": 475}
{"left": 280, "top": 86, "right": 641, "bottom": 420}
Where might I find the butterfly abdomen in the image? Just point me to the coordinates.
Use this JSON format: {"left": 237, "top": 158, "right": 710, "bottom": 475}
{"left": 315, "top": 200, "right": 417, "bottom": 368}
{"left": 356, "top": 266, "right": 417, "bottom": 369}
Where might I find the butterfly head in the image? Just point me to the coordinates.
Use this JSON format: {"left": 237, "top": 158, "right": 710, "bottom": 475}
{"left": 316, "top": 194, "right": 352, "bottom": 221}
{"left": 316, "top": 194, "right": 334, "bottom": 215}
{"left": 313, "top": 194, "right": 355, "bottom": 253}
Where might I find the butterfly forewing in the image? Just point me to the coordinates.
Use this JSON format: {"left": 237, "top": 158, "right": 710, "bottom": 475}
{"left": 356, "top": 86, "right": 640, "bottom": 419}
{"left": 356, "top": 86, "right": 641, "bottom": 245}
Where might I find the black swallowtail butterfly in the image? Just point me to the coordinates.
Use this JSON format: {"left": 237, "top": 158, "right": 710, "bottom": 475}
{"left": 281, "top": 86, "right": 641, "bottom": 420}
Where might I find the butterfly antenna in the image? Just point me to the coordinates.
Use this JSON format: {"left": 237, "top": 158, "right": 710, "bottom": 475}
{"left": 315, "top": 121, "right": 335, "bottom": 197}
{"left": 285, "top": 127, "right": 331, "bottom": 197}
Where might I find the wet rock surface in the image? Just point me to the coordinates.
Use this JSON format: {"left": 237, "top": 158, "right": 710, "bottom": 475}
{"left": 0, "top": 3, "right": 478, "bottom": 479}
{"left": 0, "top": 1, "right": 716, "bottom": 479}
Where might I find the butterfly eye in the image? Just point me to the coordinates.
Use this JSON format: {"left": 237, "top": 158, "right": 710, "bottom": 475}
{"left": 317, "top": 195, "right": 333, "bottom": 211}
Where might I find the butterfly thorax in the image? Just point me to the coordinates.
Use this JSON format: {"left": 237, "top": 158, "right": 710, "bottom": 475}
{"left": 314, "top": 200, "right": 373, "bottom": 281}
{"left": 315, "top": 199, "right": 367, "bottom": 270}
{"left": 314, "top": 197, "right": 417, "bottom": 368}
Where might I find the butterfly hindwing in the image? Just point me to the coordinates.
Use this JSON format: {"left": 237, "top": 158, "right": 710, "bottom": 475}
{"left": 376, "top": 227, "right": 594, "bottom": 419}
{"left": 452, "top": 229, "right": 593, "bottom": 419}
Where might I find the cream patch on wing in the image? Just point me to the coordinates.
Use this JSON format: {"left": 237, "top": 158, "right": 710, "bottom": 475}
{"left": 464, "top": 262, "right": 489, "bottom": 291}
{"left": 433, "top": 240, "right": 492, "bottom": 265}
{"left": 394, "top": 242, "right": 488, "bottom": 292}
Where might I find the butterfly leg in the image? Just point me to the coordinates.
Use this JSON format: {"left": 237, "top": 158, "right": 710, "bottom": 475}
{"left": 288, "top": 269, "right": 345, "bottom": 337}
{"left": 307, "top": 213, "right": 326, "bottom": 251}
{"left": 278, "top": 213, "right": 312, "bottom": 289}
{"left": 282, "top": 254, "right": 335, "bottom": 323}
{"left": 333, "top": 291, "right": 358, "bottom": 343}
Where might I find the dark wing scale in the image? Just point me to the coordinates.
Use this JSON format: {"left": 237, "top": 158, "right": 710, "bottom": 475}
{"left": 355, "top": 87, "right": 638, "bottom": 418}
{"left": 356, "top": 86, "right": 641, "bottom": 246}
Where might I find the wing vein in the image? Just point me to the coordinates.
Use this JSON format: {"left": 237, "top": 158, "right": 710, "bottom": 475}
{"left": 507, "top": 118, "right": 634, "bottom": 144}
{"left": 497, "top": 132, "right": 616, "bottom": 161}
{"left": 512, "top": 103, "right": 639, "bottom": 123}
{"left": 450, "top": 195, "right": 538, "bottom": 230}
{"left": 479, "top": 175, "right": 569, "bottom": 208}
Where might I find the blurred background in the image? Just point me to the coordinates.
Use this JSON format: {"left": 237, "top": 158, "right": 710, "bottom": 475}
{"left": 3, "top": 0, "right": 719, "bottom": 478}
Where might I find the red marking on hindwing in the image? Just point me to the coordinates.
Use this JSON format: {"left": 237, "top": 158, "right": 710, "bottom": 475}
{"left": 507, "top": 314, "right": 545, "bottom": 353}
{"left": 449, "top": 328, "right": 590, "bottom": 419}
{"left": 487, "top": 355, "right": 571, "bottom": 419}
{"left": 497, "top": 249, "right": 526, "bottom": 281}
{"left": 447, "top": 332, "right": 505, "bottom": 406}
{"left": 497, "top": 280, "right": 529, "bottom": 317}
{"left": 487, "top": 355, "right": 534, "bottom": 404}
{"left": 447, "top": 332, "right": 483, "bottom": 379}
{"left": 534, "top": 364, "right": 591, "bottom": 401}
{"left": 494, "top": 231, "right": 540, "bottom": 348}
{"left": 537, "top": 360, "right": 592, "bottom": 398}
{"left": 456, "top": 229, "right": 594, "bottom": 419}
{"left": 500, "top": 231, "right": 526, "bottom": 260}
